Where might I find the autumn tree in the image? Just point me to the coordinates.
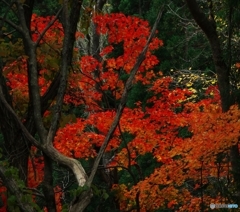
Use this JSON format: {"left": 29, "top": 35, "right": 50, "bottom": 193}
{"left": 185, "top": 0, "right": 240, "bottom": 205}
{"left": 0, "top": 0, "right": 163, "bottom": 211}
{"left": 1, "top": 1, "right": 240, "bottom": 211}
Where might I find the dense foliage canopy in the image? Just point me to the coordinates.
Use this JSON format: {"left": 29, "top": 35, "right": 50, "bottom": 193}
{"left": 0, "top": 0, "right": 240, "bottom": 212}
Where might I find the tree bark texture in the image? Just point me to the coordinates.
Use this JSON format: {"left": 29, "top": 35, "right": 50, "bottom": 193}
{"left": 185, "top": 0, "right": 231, "bottom": 112}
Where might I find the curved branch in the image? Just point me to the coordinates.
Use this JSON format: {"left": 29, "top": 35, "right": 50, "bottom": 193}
{"left": 184, "top": 0, "right": 216, "bottom": 38}
{"left": 0, "top": 83, "right": 87, "bottom": 186}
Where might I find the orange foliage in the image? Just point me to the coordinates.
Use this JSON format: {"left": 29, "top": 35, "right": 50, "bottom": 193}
{"left": 2, "top": 12, "right": 240, "bottom": 212}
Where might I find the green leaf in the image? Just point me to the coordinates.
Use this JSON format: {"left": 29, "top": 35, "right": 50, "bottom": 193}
{"left": 102, "top": 191, "right": 109, "bottom": 200}
{"left": 7, "top": 195, "right": 16, "bottom": 205}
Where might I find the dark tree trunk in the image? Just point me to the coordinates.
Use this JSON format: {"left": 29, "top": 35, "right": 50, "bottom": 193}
{"left": 0, "top": 0, "right": 62, "bottom": 184}
{"left": 185, "top": 0, "right": 231, "bottom": 111}
{"left": 185, "top": 0, "right": 240, "bottom": 204}
{"left": 0, "top": 0, "right": 35, "bottom": 184}
{"left": 0, "top": 64, "right": 31, "bottom": 183}
{"left": 42, "top": 154, "right": 56, "bottom": 212}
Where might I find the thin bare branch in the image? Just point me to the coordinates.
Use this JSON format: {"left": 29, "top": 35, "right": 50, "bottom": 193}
{"left": 87, "top": 5, "right": 165, "bottom": 187}
{"left": 0, "top": 16, "right": 24, "bottom": 34}
{"left": 35, "top": 7, "right": 63, "bottom": 46}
